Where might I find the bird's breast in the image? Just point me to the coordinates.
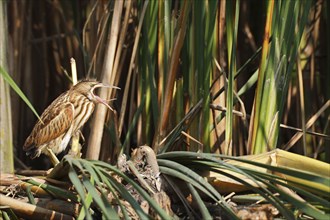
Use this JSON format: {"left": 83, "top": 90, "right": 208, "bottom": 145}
{"left": 72, "top": 96, "right": 95, "bottom": 132}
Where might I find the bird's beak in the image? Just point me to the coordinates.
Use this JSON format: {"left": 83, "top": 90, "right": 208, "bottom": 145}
{"left": 91, "top": 83, "right": 120, "bottom": 112}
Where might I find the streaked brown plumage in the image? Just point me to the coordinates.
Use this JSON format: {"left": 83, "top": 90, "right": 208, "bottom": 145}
{"left": 23, "top": 79, "right": 118, "bottom": 161}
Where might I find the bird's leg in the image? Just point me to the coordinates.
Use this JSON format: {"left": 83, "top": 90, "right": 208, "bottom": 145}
{"left": 68, "top": 131, "right": 82, "bottom": 158}
{"left": 46, "top": 148, "right": 60, "bottom": 166}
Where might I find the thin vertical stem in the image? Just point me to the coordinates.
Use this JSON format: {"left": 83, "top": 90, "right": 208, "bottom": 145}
{"left": 225, "top": 0, "right": 240, "bottom": 155}
{"left": 86, "top": 0, "right": 124, "bottom": 160}
{"left": 297, "top": 55, "right": 307, "bottom": 155}
{"left": 248, "top": 0, "right": 274, "bottom": 154}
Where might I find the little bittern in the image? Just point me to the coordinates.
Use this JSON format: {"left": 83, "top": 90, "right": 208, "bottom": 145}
{"left": 23, "top": 79, "right": 119, "bottom": 165}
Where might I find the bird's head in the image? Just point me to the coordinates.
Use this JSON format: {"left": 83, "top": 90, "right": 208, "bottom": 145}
{"left": 72, "top": 79, "right": 120, "bottom": 111}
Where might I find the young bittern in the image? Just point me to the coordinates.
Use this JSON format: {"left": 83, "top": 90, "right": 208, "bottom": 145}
{"left": 23, "top": 79, "right": 119, "bottom": 165}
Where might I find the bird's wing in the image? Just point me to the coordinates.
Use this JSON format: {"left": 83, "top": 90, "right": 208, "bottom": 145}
{"left": 23, "top": 100, "right": 74, "bottom": 150}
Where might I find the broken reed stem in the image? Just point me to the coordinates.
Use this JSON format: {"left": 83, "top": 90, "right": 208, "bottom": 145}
{"left": 69, "top": 57, "right": 81, "bottom": 157}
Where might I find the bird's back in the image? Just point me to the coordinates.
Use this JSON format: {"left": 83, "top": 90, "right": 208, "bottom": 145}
{"left": 23, "top": 92, "right": 74, "bottom": 157}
